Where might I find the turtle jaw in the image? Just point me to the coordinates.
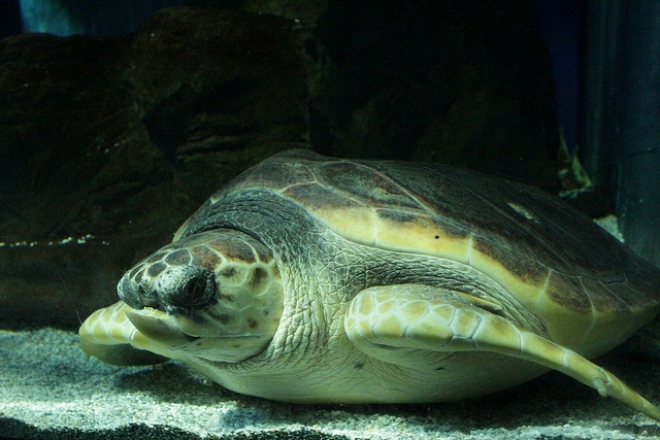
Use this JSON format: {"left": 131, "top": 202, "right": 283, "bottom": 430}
{"left": 124, "top": 307, "right": 195, "bottom": 349}
{"left": 124, "top": 306, "right": 275, "bottom": 363}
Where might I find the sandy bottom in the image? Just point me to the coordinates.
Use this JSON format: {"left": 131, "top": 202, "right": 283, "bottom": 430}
{"left": 1, "top": 328, "right": 659, "bottom": 440}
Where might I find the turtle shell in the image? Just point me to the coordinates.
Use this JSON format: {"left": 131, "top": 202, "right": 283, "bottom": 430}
{"left": 176, "top": 149, "right": 660, "bottom": 355}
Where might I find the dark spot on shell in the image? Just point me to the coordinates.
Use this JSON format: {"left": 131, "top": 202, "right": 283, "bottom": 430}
{"left": 435, "top": 366, "right": 445, "bottom": 371}
{"left": 250, "top": 267, "right": 268, "bottom": 287}
{"left": 354, "top": 362, "right": 364, "bottom": 370}
{"left": 147, "top": 262, "right": 167, "bottom": 278}
{"left": 247, "top": 318, "right": 258, "bottom": 329}
{"left": 165, "top": 249, "right": 192, "bottom": 265}
{"left": 434, "top": 235, "right": 439, "bottom": 239}
{"left": 221, "top": 267, "right": 237, "bottom": 279}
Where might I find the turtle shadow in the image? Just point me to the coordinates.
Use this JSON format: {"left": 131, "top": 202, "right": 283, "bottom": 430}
{"left": 109, "top": 352, "right": 660, "bottom": 437}
{"left": 113, "top": 362, "right": 229, "bottom": 405}
{"left": 265, "top": 376, "right": 577, "bottom": 432}
{"left": 257, "top": 352, "right": 660, "bottom": 436}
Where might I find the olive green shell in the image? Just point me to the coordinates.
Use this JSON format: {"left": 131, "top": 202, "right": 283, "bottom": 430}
{"left": 176, "top": 150, "right": 660, "bottom": 353}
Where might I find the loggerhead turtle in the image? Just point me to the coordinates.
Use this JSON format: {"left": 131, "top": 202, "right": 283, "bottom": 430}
{"left": 80, "top": 149, "right": 660, "bottom": 420}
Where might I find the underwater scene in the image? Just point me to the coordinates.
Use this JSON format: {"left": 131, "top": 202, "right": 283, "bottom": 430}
{"left": 2, "top": 1, "right": 660, "bottom": 439}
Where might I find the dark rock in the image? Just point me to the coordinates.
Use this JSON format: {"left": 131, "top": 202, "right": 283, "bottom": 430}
{"left": 305, "top": 0, "right": 560, "bottom": 190}
{"left": 0, "top": 235, "right": 170, "bottom": 329}
{"left": 0, "top": 3, "right": 560, "bottom": 329}
{"left": 195, "top": 0, "right": 560, "bottom": 189}
{"left": 0, "top": 7, "right": 308, "bottom": 328}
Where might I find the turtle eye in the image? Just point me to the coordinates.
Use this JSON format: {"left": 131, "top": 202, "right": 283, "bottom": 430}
{"left": 155, "top": 266, "right": 217, "bottom": 312}
{"left": 183, "top": 274, "right": 218, "bottom": 310}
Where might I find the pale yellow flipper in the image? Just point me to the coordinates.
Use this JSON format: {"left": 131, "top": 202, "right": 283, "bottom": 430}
{"left": 79, "top": 301, "right": 169, "bottom": 366}
{"left": 345, "top": 284, "right": 660, "bottom": 422}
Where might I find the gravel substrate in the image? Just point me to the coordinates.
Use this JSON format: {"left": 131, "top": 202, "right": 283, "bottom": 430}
{"left": 1, "top": 328, "right": 659, "bottom": 439}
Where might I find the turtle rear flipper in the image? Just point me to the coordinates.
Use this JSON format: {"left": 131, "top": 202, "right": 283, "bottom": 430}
{"left": 345, "top": 284, "right": 660, "bottom": 422}
{"left": 79, "top": 301, "right": 168, "bottom": 366}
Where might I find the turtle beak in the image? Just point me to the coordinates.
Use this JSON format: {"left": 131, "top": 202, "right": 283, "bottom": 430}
{"left": 125, "top": 308, "right": 195, "bottom": 349}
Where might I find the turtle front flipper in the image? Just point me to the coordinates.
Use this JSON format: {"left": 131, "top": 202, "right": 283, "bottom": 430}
{"left": 345, "top": 284, "right": 660, "bottom": 422}
{"left": 79, "top": 301, "right": 168, "bottom": 366}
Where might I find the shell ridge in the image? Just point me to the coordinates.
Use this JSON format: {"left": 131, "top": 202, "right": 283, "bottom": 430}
{"left": 312, "top": 164, "right": 370, "bottom": 209}
{"left": 590, "top": 276, "right": 638, "bottom": 314}
{"left": 438, "top": 168, "right": 599, "bottom": 278}
{"left": 324, "top": 160, "right": 438, "bottom": 214}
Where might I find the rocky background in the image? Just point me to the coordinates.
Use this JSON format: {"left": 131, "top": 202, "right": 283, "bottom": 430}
{"left": 0, "top": 0, "right": 560, "bottom": 329}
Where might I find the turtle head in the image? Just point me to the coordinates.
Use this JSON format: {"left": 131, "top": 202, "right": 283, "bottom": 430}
{"left": 117, "top": 229, "right": 283, "bottom": 363}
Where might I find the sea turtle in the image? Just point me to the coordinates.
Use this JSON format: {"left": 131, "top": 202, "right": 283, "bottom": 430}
{"left": 79, "top": 149, "right": 660, "bottom": 420}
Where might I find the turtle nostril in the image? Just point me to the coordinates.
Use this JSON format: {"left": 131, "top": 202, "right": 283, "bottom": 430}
{"left": 117, "top": 275, "right": 144, "bottom": 309}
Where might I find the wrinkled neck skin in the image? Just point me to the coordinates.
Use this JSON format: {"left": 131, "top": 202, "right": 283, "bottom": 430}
{"left": 182, "top": 194, "right": 339, "bottom": 352}
{"left": 170, "top": 193, "right": 357, "bottom": 391}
